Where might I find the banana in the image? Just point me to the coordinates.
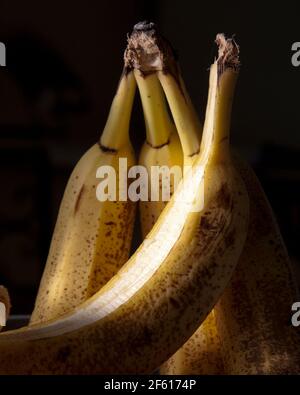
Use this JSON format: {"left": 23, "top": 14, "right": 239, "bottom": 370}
{"left": 0, "top": 286, "right": 10, "bottom": 330}
{"left": 133, "top": 25, "right": 224, "bottom": 375}
{"left": 156, "top": 72, "right": 201, "bottom": 166}
{"left": 135, "top": 70, "right": 183, "bottom": 236}
{"left": 163, "top": 34, "right": 300, "bottom": 375}
{"left": 160, "top": 310, "right": 224, "bottom": 374}
{"left": 30, "top": 70, "right": 137, "bottom": 325}
{"left": 171, "top": 157, "right": 300, "bottom": 375}
{"left": 161, "top": 34, "right": 239, "bottom": 375}
{"left": 214, "top": 154, "right": 300, "bottom": 374}
{"left": 0, "top": 27, "right": 248, "bottom": 374}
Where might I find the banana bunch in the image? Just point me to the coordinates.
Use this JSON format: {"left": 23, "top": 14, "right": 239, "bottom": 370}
{"left": 0, "top": 286, "right": 10, "bottom": 330}
{"left": 0, "top": 22, "right": 297, "bottom": 374}
{"left": 0, "top": 24, "right": 248, "bottom": 374}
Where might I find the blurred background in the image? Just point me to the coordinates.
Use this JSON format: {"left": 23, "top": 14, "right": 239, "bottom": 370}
{"left": 0, "top": 0, "right": 299, "bottom": 314}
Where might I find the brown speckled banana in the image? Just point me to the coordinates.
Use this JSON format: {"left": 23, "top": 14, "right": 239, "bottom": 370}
{"left": 30, "top": 71, "right": 137, "bottom": 324}
{"left": 0, "top": 286, "right": 10, "bottom": 330}
{"left": 135, "top": 28, "right": 224, "bottom": 375}
{"left": 163, "top": 35, "right": 300, "bottom": 375}
{"left": 168, "top": 157, "right": 300, "bottom": 375}
{"left": 214, "top": 155, "right": 300, "bottom": 374}
{"left": 161, "top": 310, "right": 224, "bottom": 374}
{"left": 0, "top": 26, "right": 248, "bottom": 374}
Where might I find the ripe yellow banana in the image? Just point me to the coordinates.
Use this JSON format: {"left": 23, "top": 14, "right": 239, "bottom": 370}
{"left": 156, "top": 72, "right": 201, "bottom": 167}
{"left": 161, "top": 34, "right": 238, "bottom": 375}
{"left": 163, "top": 34, "right": 300, "bottom": 375}
{"left": 168, "top": 157, "right": 300, "bottom": 375}
{"left": 0, "top": 286, "right": 10, "bottom": 330}
{"left": 135, "top": 70, "right": 183, "bottom": 236}
{"left": 214, "top": 154, "right": 300, "bottom": 374}
{"left": 0, "top": 27, "right": 248, "bottom": 374}
{"left": 133, "top": 25, "right": 224, "bottom": 375}
{"left": 30, "top": 71, "right": 137, "bottom": 325}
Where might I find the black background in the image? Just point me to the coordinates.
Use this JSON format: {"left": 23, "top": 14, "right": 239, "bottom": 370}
{"left": 0, "top": 0, "right": 299, "bottom": 313}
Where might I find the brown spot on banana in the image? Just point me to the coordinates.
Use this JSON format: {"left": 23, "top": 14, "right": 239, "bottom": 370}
{"left": 216, "top": 183, "right": 232, "bottom": 210}
{"left": 74, "top": 185, "right": 85, "bottom": 215}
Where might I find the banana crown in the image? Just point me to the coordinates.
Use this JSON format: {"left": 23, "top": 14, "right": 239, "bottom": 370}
{"left": 125, "top": 22, "right": 201, "bottom": 163}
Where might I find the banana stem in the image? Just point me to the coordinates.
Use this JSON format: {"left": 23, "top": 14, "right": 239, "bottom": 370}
{"left": 201, "top": 35, "right": 239, "bottom": 165}
{"left": 134, "top": 70, "right": 171, "bottom": 147}
{"left": 157, "top": 71, "right": 201, "bottom": 166}
{"left": 100, "top": 70, "right": 136, "bottom": 151}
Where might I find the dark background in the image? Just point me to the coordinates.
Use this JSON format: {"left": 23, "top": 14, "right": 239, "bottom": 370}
{"left": 0, "top": 0, "right": 299, "bottom": 314}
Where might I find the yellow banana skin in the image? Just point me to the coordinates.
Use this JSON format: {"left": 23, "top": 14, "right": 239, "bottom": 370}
{"left": 163, "top": 157, "right": 300, "bottom": 375}
{"left": 0, "top": 61, "right": 249, "bottom": 374}
{"left": 30, "top": 145, "right": 136, "bottom": 324}
{"left": 161, "top": 310, "right": 224, "bottom": 374}
{"left": 139, "top": 131, "right": 183, "bottom": 236}
{"left": 0, "top": 286, "right": 10, "bottom": 330}
{"left": 214, "top": 155, "right": 300, "bottom": 374}
{"left": 30, "top": 72, "right": 137, "bottom": 324}
{"left": 135, "top": 70, "right": 183, "bottom": 237}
